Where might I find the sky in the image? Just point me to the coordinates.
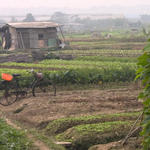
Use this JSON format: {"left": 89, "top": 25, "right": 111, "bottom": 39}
{"left": 0, "top": 0, "right": 150, "bottom": 8}
{"left": 0, "top": 0, "right": 150, "bottom": 17}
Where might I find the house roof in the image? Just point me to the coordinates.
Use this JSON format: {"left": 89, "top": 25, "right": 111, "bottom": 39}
{"left": 5, "top": 22, "right": 60, "bottom": 29}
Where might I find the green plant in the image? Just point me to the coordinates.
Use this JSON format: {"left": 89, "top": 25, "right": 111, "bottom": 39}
{"left": 136, "top": 40, "right": 150, "bottom": 150}
{"left": 0, "top": 59, "right": 137, "bottom": 86}
{"left": 56, "top": 121, "right": 134, "bottom": 150}
{"left": 0, "top": 119, "right": 32, "bottom": 150}
{"left": 45, "top": 112, "right": 140, "bottom": 136}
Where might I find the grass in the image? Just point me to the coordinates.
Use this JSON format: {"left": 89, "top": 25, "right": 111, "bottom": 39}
{"left": 0, "top": 119, "right": 32, "bottom": 150}
{"left": 44, "top": 112, "right": 140, "bottom": 136}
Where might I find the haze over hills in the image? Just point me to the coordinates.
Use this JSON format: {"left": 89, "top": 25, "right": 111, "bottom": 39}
{"left": 0, "top": 5, "right": 150, "bottom": 18}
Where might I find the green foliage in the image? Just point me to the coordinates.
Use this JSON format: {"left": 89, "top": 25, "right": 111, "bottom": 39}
{"left": 76, "top": 56, "right": 137, "bottom": 63}
{"left": 136, "top": 41, "right": 150, "bottom": 150}
{"left": 53, "top": 49, "right": 142, "bottom": 57}
{"left": 0, "top": 58, "right": 137, "bottom": 87}
{"left": 0, "top": 119, "right": 32, "bottom": 150}
{"left": 56, "top": 121, "right": 133, "bottom": 150}
{"left": 45, "top": 112, "right": 140, "bottom": 136}
{"left": 23, "top": 13, "right": 35, "bottom": 22}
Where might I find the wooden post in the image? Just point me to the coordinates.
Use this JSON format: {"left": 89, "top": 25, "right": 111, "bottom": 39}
{"left": 19, "top": 32, "right": 25, "bottom": 49}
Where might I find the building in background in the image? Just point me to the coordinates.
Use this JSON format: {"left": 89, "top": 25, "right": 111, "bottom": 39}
{"left": 0, "top": 22, "right": 63, "bottom": 50}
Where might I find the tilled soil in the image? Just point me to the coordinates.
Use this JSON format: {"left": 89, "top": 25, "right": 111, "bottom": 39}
{"left": 0, "top": 87, "right": 142, "bottom": 128}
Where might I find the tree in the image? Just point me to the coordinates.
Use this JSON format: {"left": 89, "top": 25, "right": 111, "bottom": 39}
{"left": 23, "top": 13, "right": 35, "bottom": 22}
{"left": 51, "top": 12, "right": 68, "bottom": 24}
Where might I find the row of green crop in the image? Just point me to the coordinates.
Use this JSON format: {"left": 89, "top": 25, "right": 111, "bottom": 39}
{"left": 45, "top": 112, "right": 140, "bottom": 135}
{"left": 45, "top": 111, "right": 140, "bottom": 150}
{"left": 40, "top": 59, "right": 137, "bottom": 68}
{"left": 71, "top": 41, "right": 147, "bottom": 46}
{"left": 2, "top": 59, "right": 137, "bottom": 70}
{"left": 52, "top": 49, "right": 143, "bottom": 56}
{"left": 0, "top": 65, "right": 136, "bottom": 86}
{"left": 75, "top": 56, "right": 137, "bottom": 63}
{"left": 70, "top": 44, "right": 145, "bottom": 50}
{"left": 0, "top": 58, "right": 137, "bottom": 86}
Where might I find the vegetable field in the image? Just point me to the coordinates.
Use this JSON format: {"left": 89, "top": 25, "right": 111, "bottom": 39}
{"left": 0, "top": 31, "right": 144, "bottom": 150}
{"left": 0, "top": 56, "right": 137, "bottom": 85}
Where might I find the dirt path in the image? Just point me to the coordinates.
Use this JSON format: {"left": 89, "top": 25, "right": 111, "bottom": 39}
{"left": 4, "top": 117, "right": 50, "bottom": 150}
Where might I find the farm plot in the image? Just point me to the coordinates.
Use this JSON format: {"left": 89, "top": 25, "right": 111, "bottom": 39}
{"left": 53, "top": 49, "right": 143, "bottom": 57}
{"left": 70, "top": 41, "right": 146, "bottom": 46}
{"left": 0, "top": 32, "right": 144, "bottom": 149}
{"left": 66, "top": 34, "right": 147, "bottom": 50}
{"left": 65, "top": 30, "right": 147, "bottom": 51}
{"left": 0, "top": 58, "right": 137, "bottom": 85}
{"left": 0, "top": 87, "right": 142, "bottom": 150}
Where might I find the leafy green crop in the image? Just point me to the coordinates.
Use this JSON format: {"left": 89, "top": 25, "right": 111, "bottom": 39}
{"left": 56, "top": 121, "right": 134, "bottom": 150}
{"left": 0, "top": 58, "right": 137, "bottom": 86}
{"left": 45, "top": 112, "right": 140, "bottom": 136}
{"left": 76, "top": 56, "right": 137, "bottom": 63}
{"left": 52, "top": 49, "right": 142, "bottom": 57}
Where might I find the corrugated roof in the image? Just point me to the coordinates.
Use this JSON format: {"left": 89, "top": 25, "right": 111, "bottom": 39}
{"left": 6, "top": 22, "right": 60, "bottom": 28}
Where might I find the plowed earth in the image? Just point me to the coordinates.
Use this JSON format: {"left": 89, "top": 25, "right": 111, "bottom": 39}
{"left": 0, "top": 87, "right": 142, "bottom": 128}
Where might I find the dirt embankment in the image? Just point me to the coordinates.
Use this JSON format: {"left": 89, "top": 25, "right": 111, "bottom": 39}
{"left": 0, "top": 54, "right": 33, "bottom": 63}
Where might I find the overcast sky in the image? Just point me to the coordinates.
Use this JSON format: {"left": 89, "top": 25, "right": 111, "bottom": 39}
{"left": 0, "top": 0, "right": 150, "bottom": 17}
{"left": 0, "top": 0, "right": 150, "bottom": 8}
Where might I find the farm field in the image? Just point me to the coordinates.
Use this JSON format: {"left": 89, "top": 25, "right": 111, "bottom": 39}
{"left": 0, "top": 31, "right": 145, "bottom": 150}
{"left": 0, "top": 57, "right": 137, "bottom": 86}
{"left": 64, "top": 31, "right": 146, "bottom": 50}
{"left": 0, "top": 86, "right": 142, "bottom": 150}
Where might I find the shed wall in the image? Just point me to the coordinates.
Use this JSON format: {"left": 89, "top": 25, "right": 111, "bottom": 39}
{"left": 16, "top": 28, "right": 58, "bottom": 49}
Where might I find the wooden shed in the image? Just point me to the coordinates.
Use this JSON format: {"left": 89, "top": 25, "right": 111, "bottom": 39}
{"left": 0, "top": 22, "right": 62, "bottom": 50}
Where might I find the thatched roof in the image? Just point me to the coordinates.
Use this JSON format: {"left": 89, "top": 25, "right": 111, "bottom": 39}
{"left": 4, "top": 22, "right": 60, "bottom": 29}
